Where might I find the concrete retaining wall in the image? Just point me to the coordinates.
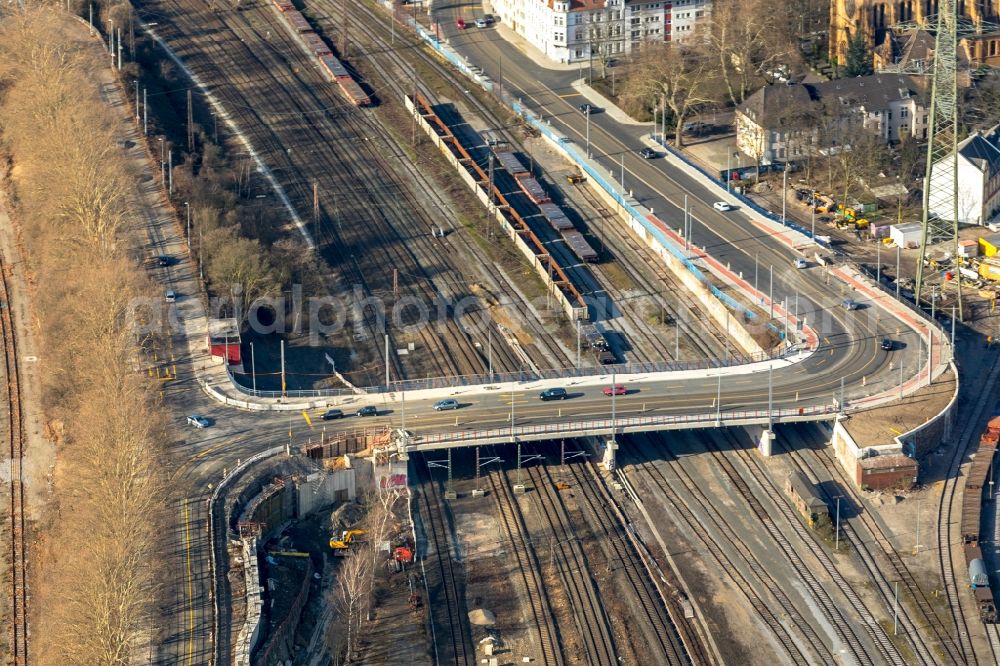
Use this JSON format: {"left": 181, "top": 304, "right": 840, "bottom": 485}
{"left": 234, "top": 538, "right": 262, "bottom": 666}
{"left": 404, "top": 95, "right": 586, "bottom": 321}
{"left": 297, "top": 467, "right": 357, "bottom": 516}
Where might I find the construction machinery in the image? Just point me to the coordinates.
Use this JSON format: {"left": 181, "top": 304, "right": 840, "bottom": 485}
{"left": 329, "top": 529, "right": 366, "bottom": 550}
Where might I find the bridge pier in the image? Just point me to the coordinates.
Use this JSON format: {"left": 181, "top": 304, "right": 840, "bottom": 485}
{"left": 744, "top": 425, "right": 775, "bottom": 457}
{"left": 602, "top": 438, "right": 618, "bottom": 471}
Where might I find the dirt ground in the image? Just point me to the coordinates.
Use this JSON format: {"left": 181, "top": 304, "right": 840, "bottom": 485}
{"left": 843, "top": 366, "right": 957, "bottom": 447}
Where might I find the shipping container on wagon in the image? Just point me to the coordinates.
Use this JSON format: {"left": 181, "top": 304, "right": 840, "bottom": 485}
{"left": 303, "top": 33, "right": 332, "bottom": 57}
{"left": 319, "top": 55, "right": 351, "bottom": 81}
{"left": 338, "top": 78, "right": 370, "bottom": 106}
{"left": 518, "top": 177, "right": 550, "bottom": 205}
{"left": 562, "top": 230, "right": 598, "bottom": 263}
{"left": 538, "top": 202, "right": 574, "bottom": 231}
{"left": 494, "top": 150, "right": 528, "bottom": 177}
{"left": 285, "top": 10, "right": 313, "bottom": 33}
{"left": 272, "top": 0, "right": 295, "bottom": 11}
{"left": 971, "top": 557, "right": 990, "bottom": 588}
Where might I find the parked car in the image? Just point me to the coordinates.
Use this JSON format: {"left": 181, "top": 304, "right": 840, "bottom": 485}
{"left": 155, "top": 255, "right": 172, "bottom": 267}
{"left": 483, "top": 13, "right": 495, "bottom": 23}
{"left": 455, "top": 17, "right": 466, "bottom": 28}
{"left": 539, "top": 387, "right": 568, "bottom": 401}
{"left": 356, "top": 405, "right": 378, "bottom": 417}
{"left": 881, "top": 338, "right": 894, "bottom": 351}
{"left": 842, "top": 299, "right": 860, "bottom": 310}
{"left": 474, "top": 18, "right": 487, "bottom": 28}
{"left": 187, "top": 415, "right": 209, "bottom": 429}
{"left": 321, "top": 409, "right": 344, "bottom": 420}
{"left": 638, "top": 147, "right": 657, "bottom": 159}
{"left": 712, "top": 201, "right": 734, "bottom": 212}
{"left": 165, "top": 290, "right": 177, "bottom": 303}
{"left": 433, "top": 398, "right": 460, "bottom": 411}
{"left": 602, "top": 384, "right": 627, "bottom": 396}
{"left": 794, "top": 258, "right": 808, "bottom": 269}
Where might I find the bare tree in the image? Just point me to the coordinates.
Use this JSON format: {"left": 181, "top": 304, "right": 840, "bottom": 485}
{"left": 333, "top": 543, "right": 373, "bottom": 663}
{"left": 624, "top": 42, "right": 718, "bottom": 147}
{"left": 708, "top": 0, "right": 798, "bottom": 107}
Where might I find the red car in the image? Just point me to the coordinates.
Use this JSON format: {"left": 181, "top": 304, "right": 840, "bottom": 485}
{"left": 603, "top": 384, "right": 627, "bottom": 396}
{"left": 456, "top": 17, "right": 466, "bottom": 29}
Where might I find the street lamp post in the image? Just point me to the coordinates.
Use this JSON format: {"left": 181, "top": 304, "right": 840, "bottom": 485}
{"left": 184, "top": 202, "right": 191, "bottom": 251}
{"left": 586, "top": 106, "right": 591, "bottom": 158}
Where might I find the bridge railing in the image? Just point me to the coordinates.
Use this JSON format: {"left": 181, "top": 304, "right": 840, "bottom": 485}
{"left": 226, "top": 348, "right": 792, "bottom": 399}
{"left": 406, "top": 404, "right": 837, "bottom": 445}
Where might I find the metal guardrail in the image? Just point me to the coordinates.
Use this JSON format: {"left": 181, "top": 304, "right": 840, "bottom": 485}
{"left": 407, "top": 404, "right": 839, "bottom": 445}
{"left": 227, "top": 349, "right": 791, "bottom": 398}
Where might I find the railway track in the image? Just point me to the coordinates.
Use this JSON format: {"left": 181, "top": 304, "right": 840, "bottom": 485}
{"left": 413, "top": 455, "right": 475, "bottom": 666}
{"left": 145, "top": 0, "right": 525, "bottom": 385}
{"left": 935, "top": 349, "right": 1000, "bottom": 665}
{"left": 776, "top": 424, "right": 953, "bottom": 665}
{"left": 565, "top": 448, "right": 692, "bottom": 665}
{"left": 1, "top": 245, "right": 28, "bottom": 666}
{"left": 486, "top": 461, "right": 565, "bottom": 666}
{"left": 709, "top": 429, "right": 904, "bottom": 666}
{"left": 622, "top": 433, "right": 832, "bottom": 665}
{"left": 338, "top": 0, "right": 739, "bottom": 368}
{"left": 570, "top": 178, "right": 735, "bottom": 363}
{"left": 520, "top": 448, "right": 618, "bottom": 665}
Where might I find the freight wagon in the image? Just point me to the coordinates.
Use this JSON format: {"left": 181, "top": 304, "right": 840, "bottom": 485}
{"left": 961, "top": 412, "right": 1000, "bottom": 622}
{"left": 538, "top": 202, "right": 574, "bottom": 231}
{"left": 562, "top": 230, "right": 598, "bottom": 263}
{"left": 267, "top": 0, "right": 371, "bottom": 107}
{"left": 494, "top": 150, "right": 528, "bottom": 177}
{"left": 517, "top": 177, "right": 551, "bottom": 205}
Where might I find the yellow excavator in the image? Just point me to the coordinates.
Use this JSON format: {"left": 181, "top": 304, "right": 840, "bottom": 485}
{"left": 329, "top": 529, "right": 366, "bottom": 550}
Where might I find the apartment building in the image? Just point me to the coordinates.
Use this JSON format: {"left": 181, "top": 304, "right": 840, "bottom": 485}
{"left": 489, "top": 0, "right": 705, "bottom": 63}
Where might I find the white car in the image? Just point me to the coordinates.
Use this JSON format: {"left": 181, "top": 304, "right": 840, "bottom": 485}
{"left": 794, "top": 258, "right": 808, "bottom": 269}
{"left": 712, "top": 201, "right": 734, "bottom": 212}
{"left": 474, "top": 18, "right": 487, "bottom": 28}
{"left": 186, "top": 415, "right": 210, "bottom": 429}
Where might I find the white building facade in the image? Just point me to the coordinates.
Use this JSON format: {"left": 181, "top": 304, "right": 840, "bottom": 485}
{"left": 929, "top": 125, "right": 1000, "bottom": 226}
{"left": 489, "top": 0, "right": 701, "bottom": 63}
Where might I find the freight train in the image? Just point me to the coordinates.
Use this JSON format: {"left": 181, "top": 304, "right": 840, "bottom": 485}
{"left": 493, "top": 149, "right": 598, "bottom": 263}
{"left": 960, "top": 409, "right": 1000, "bottom": 623}
{"left": 270, "top": 0, "right": 370, "bottom": 106}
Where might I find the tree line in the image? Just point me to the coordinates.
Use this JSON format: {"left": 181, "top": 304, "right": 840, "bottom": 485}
{"left": 0, "top": 8, "right": 167, "bottom": 664}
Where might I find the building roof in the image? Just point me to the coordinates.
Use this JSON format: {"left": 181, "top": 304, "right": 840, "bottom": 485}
{"left": 815, "top": 74, "right": 925, "bottom": 113}
{"left": 787, "top": 471, "right": 825, "bottom": 509}
{"left": 740, "top": 74, "right": 926, "bottom": 131}
{"left": 957, "top": 125, "right": 1000, "bottom": 177}
{"left": 859, "top": 453, "right": 917, "bottom": 470}
{"left": 738, "top": 82, "right": 816, "bottom": 129}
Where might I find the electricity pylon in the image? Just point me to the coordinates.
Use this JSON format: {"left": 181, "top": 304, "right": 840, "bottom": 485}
{"left": 917, "top": 2, "right": 962, "bottom": 320}
{"left": 888, "top": 10, "right": 1000, "bottom": 320}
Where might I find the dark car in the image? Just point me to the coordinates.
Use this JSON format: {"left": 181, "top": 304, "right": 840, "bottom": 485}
{"left": 579, "top": 103, "right": 601, "bottom": 114}
{"left": 356, "top": 406, "right": 378, "bottom": 417}
{"left": 638, "top": 147, "right": 657, "bottom": 159}
{"left": 155, "top": 255, "right": 172, "bottom": 267}
{"left": 322, "top": 409, "right": 344, "bottom": 420}
{"left": 880, "top": 338, "right": 894, "bottom": 351}
{"left": 539, "top": 387, "right": 568, "bottom": 401}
